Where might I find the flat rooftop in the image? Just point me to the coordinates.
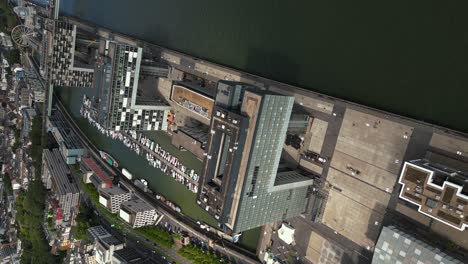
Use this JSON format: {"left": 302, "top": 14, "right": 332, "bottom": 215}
{"left": 322, "top": 188, "right": 384, "bottom": 248}
{"left": 99, "top": 186, "right": 127, "bottom": 196}
{"left": 178, "top": 125, "right": 208, "bottom": 144}
{"left": 322, "top": 108, "right": 412, "bottom": 248}
{"left": 135, "top": 97, "right": 170, "bottom": 107}
{"left": 87, "top": 225, "right": 111, "bottom": 240}
{"left": 113, "top": 247, "right": 143, "bottom": 262}
{"left": 48, "top": 110, "right": 84, "bottom": 150}
{"left": 274, "top": 170, "right": 314, "bottom": 187}
{"left": 398, "top": 160, "right": 468, "bottom": 231}
{"left": 43, "top": 148, "right": 79, "bottom": 195}
{"left": 23, "top": 67, "right": 45, "bottom": 92}
{"left": 373, "top": 226, "right": 464, "bottom": 264}
{"left": 121, "top": 199, "right": 154, "bottom": 214}
{"left": 173, "top": 81, "right": 214, "bottom": 98}
{"left": 100, "top": 235, "right": 122, "bottom": 247}
{"left": 83, "top": 157, "right": 113, "bottom": 187}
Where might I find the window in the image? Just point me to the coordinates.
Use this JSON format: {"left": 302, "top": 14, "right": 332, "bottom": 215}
{"left": 248, "top": 166, "right": 260, "bottom": 197}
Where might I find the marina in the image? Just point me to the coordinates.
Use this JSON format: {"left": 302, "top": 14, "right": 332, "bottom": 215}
{"left": 57, "top": 86, "right": 261, "bottom": 250}
{"left": 81, "top": 95, "right": 200, "bottom": 193}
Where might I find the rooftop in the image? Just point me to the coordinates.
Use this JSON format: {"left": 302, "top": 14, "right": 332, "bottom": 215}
{"left": 82, "top": 157, "right": 113, "bottom": 187}
{"left": 43, "top": 149, "right": 79, "bottom": 196}
{"left": 173, "top": 81, "right": 214, "bottom": 98}
{"left": 22, "top": 108, "right": 36, "bottom": 120}
{"left": 48, "top": 110, "right": 84, "bottom": 150}
{"left": 113, "top": 247, "right": 143, "bottom": 262}
{"left": 87, "top": 225, "right": 111, "bottom": 241}
{"left": 121, "top": 199, "right": 154, "bottom": 214}
{"left": 274, "top": 168, "right": 314, "bottom": 187}
{"left": 0, "top": 244, "right": 16, "bottom": 258}
{"left": 178, "top": 125, "right": 209, "bottom": 144}
{"left": 134, "top": 97, "right": 170, "bottom": 107}
{"left": 373, "top": 226, "right": 463, "bottom": 264}
{"left": 99, "top": 186, "right": 127, "bottom": 197}
{"left": 100, "top": 235, "right": 122, "bottom": 247}
{"left": 23, "top": 67, "right": 45, "bottom": 92}
{"left": 399, "top": 160, "right": 468, "bottom": 231}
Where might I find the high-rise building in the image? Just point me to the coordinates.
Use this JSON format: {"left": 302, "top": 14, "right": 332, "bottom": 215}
{"left": 46, "top": 110, "right": 86, "bottom": 164}
{"left": 119, "top": 199, "right": 160, "bottom": 228}
{"left": 94, "top": 41, "right": 170, "bottom": 131}
{"left": 42, "top": 148, "right": 80, "bottom": 221}
{"left": 21, "top": 107, "right": 36, "bottom": 139}
{"left": 198, "top": 81, "right": 314, "bottom": 233}
{"left": 99, "top": 187, "right": 131, "bottom": 214}
{"left": 23, "top": 67, "right": 46, "bottom": 103}
{"left": 49, "top": 20, "right": 94, "bottom": 87}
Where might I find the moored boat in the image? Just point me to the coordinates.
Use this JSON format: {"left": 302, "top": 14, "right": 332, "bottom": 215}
{"left": 99, "top": 150, "right": 119, "bottom": 168}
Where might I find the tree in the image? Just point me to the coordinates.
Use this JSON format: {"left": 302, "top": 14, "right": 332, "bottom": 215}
{"left": 29, "top": 116, "right": 43, "bottom": 172}
{"left": 16, "top": 180, "right": 58, "bottom": 264}
{"left": 6, "top": 49, "right": 20, "bottom": 65}
{"left": 0, "top": 0, "right": 19, "bottom": 31}
{"left": 72, "top": 206, "right": 98, "bottom": 241}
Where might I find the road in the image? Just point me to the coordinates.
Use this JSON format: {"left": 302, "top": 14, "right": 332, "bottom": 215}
{"left": 54, "top": 97, "right": 260, "bottom": 264}
{"left": 73, "top": 155, "right": 184, "bottom": 264}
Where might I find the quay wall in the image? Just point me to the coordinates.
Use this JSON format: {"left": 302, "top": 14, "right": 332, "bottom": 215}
{"left": 64, "top": 16, "right": 468, "bottom": 142}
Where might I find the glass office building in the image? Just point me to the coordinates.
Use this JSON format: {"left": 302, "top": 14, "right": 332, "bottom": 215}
{"left": 198, "top": 81, "right": 313, "bottom": 233}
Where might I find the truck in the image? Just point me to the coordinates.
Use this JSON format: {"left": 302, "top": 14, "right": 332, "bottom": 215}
{"left": 121, "top": 168, "right": 133, "bottom": 180}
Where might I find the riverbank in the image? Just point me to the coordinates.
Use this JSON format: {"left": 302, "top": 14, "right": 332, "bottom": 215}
{"left": 59, "top": 0, "right": 468, "bottom": 133}
{"left": 80, "top": 96, "right": 201, "bottom": 194}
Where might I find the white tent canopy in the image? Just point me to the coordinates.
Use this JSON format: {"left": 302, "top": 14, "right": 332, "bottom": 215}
{"left": 278, "top": 223, "right": 295, "bottom": 245}
{"left": 264, "top": 252, "right": 281, "bottom": 264}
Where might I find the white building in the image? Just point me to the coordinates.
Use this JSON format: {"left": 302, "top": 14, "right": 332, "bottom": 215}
{"left": 99, "top": 187, "right": 131, "bottom": 214}
{"left": 0, "top": 32, "right": 13, "bottom": 49}
{"left": 119, "top": 199, "right": 160, "bottom": 228}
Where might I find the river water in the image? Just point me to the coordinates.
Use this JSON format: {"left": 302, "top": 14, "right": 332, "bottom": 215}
{"left": 55, "top": 87, "right": 260, "bottom": 250}
{"left": 57, "top": 0, "right": 468, "bottom": 133}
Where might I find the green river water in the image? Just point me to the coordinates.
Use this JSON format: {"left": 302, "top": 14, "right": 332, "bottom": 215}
{"left": 55, "top": 87, "right": 260, "bottom": 251}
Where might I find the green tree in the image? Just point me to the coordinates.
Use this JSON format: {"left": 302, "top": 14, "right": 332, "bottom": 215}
{"left": 72, "top": 205, "right": 98, "bottom": 241}
{"left": 29, "top": 116, "right": 43, "bottom": 172}
{"left": 0, "top": 0, "right": 19, "bottom": 31}
{"left": 178, "top": 244, "right": 223, "bottom": 264}
{"left": 15, "top": 113, "right": 60, "bottom": 264}
{"left": 6, "top": 49, "right": 20, "bottom": 65}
